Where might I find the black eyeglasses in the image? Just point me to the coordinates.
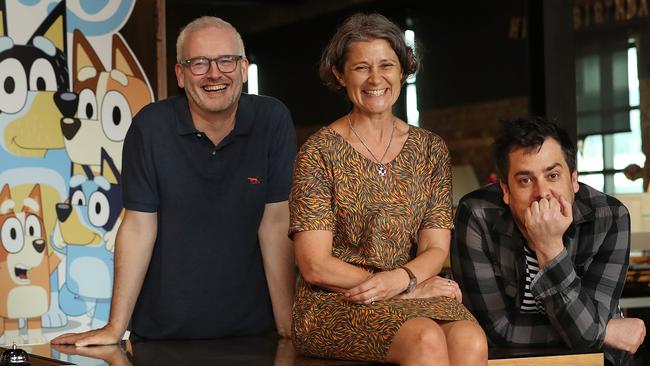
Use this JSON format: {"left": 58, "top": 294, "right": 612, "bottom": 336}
{"left": 180, "top": 55, "right": 243, "bottom": 75}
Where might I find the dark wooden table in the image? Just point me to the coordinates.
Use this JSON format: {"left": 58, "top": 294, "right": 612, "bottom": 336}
{"left": 2, "top": 335, "right": 604, "bottom": 366}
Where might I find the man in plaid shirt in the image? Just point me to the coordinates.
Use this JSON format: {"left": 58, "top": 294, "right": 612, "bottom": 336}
{"left": 451, "top": 117, "right": 645, "bottom": 365}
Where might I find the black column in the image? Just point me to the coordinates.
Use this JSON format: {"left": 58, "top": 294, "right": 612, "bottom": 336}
{"left": 527, "top": 0, "right": 576, "bottom": 143}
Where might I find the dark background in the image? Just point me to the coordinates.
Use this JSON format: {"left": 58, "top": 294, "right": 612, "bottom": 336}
{"left": 164, "top": 0, "right": 530, "bottom": 128}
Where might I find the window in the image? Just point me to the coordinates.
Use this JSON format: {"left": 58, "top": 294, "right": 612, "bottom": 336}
{"left": 247, "top": 62, "right": 258, "bottom": 95}
{"left": 577, "top": 39, "right": 645, "bottom": 194}
{"left": 404, "top": 28, "right": 419, "bottom": 126}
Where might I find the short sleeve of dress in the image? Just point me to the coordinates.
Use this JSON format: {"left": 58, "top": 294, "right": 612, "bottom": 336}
{"left": 289, "top": 132, "right": 335, "bottom": 238}
{"left": 420, "top": 134, "right": 453, "bottom": 230}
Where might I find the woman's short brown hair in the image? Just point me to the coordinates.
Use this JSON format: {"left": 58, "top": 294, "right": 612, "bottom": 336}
{"left": 319, "top": 13, "right": 419, "bottom": 93}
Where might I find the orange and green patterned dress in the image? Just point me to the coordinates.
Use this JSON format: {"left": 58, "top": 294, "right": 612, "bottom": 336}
{"left": 289, "top": 126, "right": 475, "bottom": 362}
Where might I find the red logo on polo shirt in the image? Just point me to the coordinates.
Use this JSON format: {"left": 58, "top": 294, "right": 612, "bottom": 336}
{"left": 247, "top": 177, "right": 262, "bottom": 184}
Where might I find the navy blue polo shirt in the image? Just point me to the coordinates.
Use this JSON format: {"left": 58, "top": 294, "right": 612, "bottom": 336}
{"left": 122, "top": 93, "right": 296, "bottom": 339}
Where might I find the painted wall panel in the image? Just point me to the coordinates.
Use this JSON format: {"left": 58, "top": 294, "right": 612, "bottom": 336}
{"left": 0, "top": 0, "right": 153, "bottom": 345}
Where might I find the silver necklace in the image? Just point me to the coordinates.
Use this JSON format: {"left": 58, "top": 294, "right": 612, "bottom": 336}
{"left": 347, "top": 113, "right": 395, "bottom": 177}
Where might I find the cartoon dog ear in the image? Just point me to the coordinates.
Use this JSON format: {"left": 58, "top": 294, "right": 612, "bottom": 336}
{"left": 71, "top": 162, "right": 84, "bottom": 177}
{"left": 69, "top": 162, "right": 94, "bottom": 183}
{"left": 112, "top": 33, "right": 146, "bottom": 80}
{"left": 73, "top": 28, "right": 105, "bottom": 77}
{"left": 28, "top": 0, "right": 66, "bottom": 53}
{"left": 0, "top": 184, "right": 11, "bottom": 203}
{"left": 28, "top": 184, "right": 42, "bottom": 208}
{"left": 22, "top": 184, "right": 42, "bottom": 215}
{"left": 100, "top": 148, "right": 121, "bottom": 185}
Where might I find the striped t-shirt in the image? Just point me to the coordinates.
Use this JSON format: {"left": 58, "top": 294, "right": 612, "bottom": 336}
{"left": 520, "top": 245, "right": 546, "bottom": 314}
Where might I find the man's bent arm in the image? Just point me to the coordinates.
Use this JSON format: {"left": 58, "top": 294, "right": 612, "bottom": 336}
{"left": 453, "top": 197, "right": 631, "bottom": 352}
{"left": 452, "top": 200, "right": 562, "bottom": 346}
{"left": 51, "top": 209, "right": 157, "bottom": 346}
{"left": 530, "top": 204, "right": 630, "bottom": 350}
{"left": 259, "top": 201, "right": 295, "bottom": 338}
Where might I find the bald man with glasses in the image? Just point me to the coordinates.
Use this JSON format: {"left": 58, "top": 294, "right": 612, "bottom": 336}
{"left": 52, "top": 16, "right": 297, "bottom": 346}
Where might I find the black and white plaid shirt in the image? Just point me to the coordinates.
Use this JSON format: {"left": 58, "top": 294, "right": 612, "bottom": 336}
{"left": 451, "top": 183, "right": 630, "bottom": 365}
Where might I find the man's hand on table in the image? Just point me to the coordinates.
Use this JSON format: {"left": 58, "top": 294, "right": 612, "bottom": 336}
{"left": 604, "top": 317, "right": 646, "bottom": 354}
{"left": 50, "top": 324, "right": 124, "bottom": 347}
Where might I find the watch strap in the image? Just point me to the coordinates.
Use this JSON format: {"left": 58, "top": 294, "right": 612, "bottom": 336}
{"left": 399, "top": 266, "right": 417, "bottom": 293}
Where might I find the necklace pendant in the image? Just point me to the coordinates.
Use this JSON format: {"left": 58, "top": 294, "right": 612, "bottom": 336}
{"left": 377, "top": 164, "right": 387, "bottom": 177}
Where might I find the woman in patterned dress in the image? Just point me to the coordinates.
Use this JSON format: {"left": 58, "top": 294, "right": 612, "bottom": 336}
{"left": 289, "top": 13, "right": 487, "bottom": 366}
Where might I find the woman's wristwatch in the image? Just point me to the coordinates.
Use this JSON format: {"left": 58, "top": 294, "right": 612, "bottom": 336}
{"left": 399, "top": 266, "right": 417, "bottom": 294}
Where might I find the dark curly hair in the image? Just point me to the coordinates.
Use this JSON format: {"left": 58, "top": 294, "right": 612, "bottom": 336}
{"left": 493, "top": 116, "right": 577, "bottom": 182}
{"left": 319, "top": 13, "right": 419, "bottom": 93}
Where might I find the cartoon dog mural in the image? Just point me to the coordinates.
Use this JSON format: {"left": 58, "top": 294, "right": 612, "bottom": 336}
{"left": 52, "top": 151, "right": 121, "bottom": 329}
{"left": 56, "top": 28, "right": 153, "bottom": 283}
{"left": 0, "top": 0, "right": 153, "bottom": 339}
{"left": 0, "top": 0, "right": 77, "bottom": 331}
{"left": 64, "top": 28, "right": 153, "bottom": 172}
{"left": 0, "top": 184, "right": 60, "bottom": 345}
{"left": 0, "top": 0, "right": 75, "bottom": 158}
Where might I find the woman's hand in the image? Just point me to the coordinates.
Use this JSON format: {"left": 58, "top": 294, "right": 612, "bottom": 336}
{"left": 344, "top": 269, "right": 409, "bottom": 304}
{"left": 396, "top": 276, "right": 462, "bottom": 302}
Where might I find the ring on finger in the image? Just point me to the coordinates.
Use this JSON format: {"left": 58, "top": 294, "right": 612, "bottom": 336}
{"left": 447, "top": 279, "right": 452, "bottom": 286}
{"left": 370, "top": 296, "right": 375, "bottom": 305}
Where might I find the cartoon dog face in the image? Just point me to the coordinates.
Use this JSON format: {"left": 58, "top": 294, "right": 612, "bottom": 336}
{"left": 0, "top": 1, "right": 70, "bottom": 157}
{"left": 56, "top": 150, "right": 122, "bottom": 246}
{"left": 61, "top": 29, "right": 152, "bottom": 170}
{"left": 0, "top": 184, "right": 49, "bottom": 318}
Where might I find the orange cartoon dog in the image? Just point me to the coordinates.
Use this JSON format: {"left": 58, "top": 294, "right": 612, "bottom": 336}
{"left": 0, "top": 184, "right": 59, "bottom": 345}
{"left": 56, "top": 29, "right": 153, "bottom": 270}
{"left": 61, "top": 29, "right": 153, "bottom": 172}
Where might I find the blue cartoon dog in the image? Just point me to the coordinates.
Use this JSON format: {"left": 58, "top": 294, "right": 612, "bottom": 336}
{"left": 51, "top": 150, "right": 121, "bottom": 328}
